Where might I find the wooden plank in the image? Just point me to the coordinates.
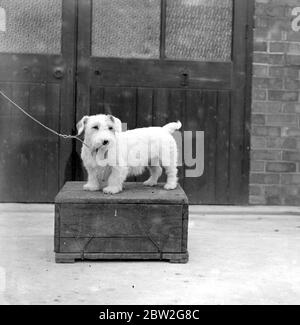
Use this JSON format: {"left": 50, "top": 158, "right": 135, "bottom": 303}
{"left": 229, "top": 0, "right": 251, "bottom": 204}
{"left": 55, "top": 182, "right": 188, "bottom": 204}
{"left": 91, "top": 58, "right": 232, "bottom": 89}
{"left": 103, "top": 87, "right": 137, "bottom": 130}
{"left": 90, "top": 87, "right": 104, "bottom": 115}
{"left": 76, "top": 0, "right": 92, "bottom": 122}
{"left": 45, "top": 84, "right": 60, "bottom": 200}
{"left": 0, "top": 83, "right": 13, "bottom": 201}
{"left": 243, "top": 0, "right": 255, "bottom": 204}
{"left": 152, "top": 88, "right": 168, "bottom": 127}
{"left": 59, "top": 0, "right": 77, "bottom": 189}
{"left": 9, "top": 84, "right": 31, "bottom": 202}
{"left": 59, "top": 236, "right": 181, "bottom": 253}
{"left": 184, "top": 90, "right": 217, "bottom": 204}
{"left": 28, "top": 84, "right": 47, "bottom": 201}
{"left": 0, "top": 53, "right": 56, "bottom": 83}
{"left": 136, "top": 88, "right": 154, "bottom": 128}
{"left": 54, "top": 204, "right": 61, "bottom": 252}
{"left": 181, "top": 203, "right": 189, "bottom": 252}
{"left": 59, "top": 204, "right": 182, "bottom": 243}
{"left": 215, "top": 91, "right": 230, "bottom": 204}
{"left": 204, "top": 91, "right": 217, "bottom": 203}
{"left": 55, "top": 252, "right": 188, "bottom": 263}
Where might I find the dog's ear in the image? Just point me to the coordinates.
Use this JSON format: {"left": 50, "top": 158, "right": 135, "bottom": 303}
{"left": 108, "top": 115, "right": 122, "bottom": 133}
{"left": 76, "top": 116, "right": 89, "bottom": 135}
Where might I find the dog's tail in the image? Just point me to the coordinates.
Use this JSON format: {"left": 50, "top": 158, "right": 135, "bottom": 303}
{"left": 163, "top": 121, "right": 182, "bottom": 134}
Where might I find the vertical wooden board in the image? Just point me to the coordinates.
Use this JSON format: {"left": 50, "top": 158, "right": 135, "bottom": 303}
{"left": 215, "top": 91, "right": 230, "bottom": 204}
{"left": 28, "top": 84, "right": 48, "bottom": 201}
{"left": 0, "top": 83, "right": 13, "bottom": 201}
{"left": 184, "top": 90, "right": 217, "bottom": 204}
{"left": 90, "top": 87, "right": 104, "bottom": 115}
{"left": 45, "top": 83, "right": 60, "bottom": 200}
{"left": 59, "top": 0, "right": 77, "bottom": 190}
{"left": 103, "top": 87, "right": 137, "bottom": 130}
{"left": 152, "top": 88, "right": 168, "bottom": 127}
{"left": 54, "top": 204, "right": 61, "bottom": 252}
{"left": 184, "top": 90, "right": 204, "bottom": 204}
{"left": 9, "top": 84, "right": 31, "bottom": 201}
{"left": 229, "top": 0, "right": 250, "bottom": 204}
{"left": 136, "top": 88, "right": 153, "bottom": 128}
{"left": 181, "top": 203, "right": 189, "bottom": 252}
{"left": 204, "top": 91, "right": 217, "bottom": 203}
{"left": 243, "top": 0, "right": 254, "bottom": 205}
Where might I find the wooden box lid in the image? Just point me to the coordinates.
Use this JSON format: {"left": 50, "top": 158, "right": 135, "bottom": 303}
{"left": 55, "top": 182, "right": 188, "bottom": 205}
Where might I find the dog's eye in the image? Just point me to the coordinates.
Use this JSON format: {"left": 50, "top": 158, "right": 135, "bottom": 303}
{"left": 108, "top": 126, "right": 113, "bottom": 131}
{"left": 92, "top": 126, "right": 99, "bottom": 130}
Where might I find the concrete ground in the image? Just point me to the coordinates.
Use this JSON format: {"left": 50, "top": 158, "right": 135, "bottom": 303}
{"left": 0, "top": 204, "right": 300, "bottom": 305}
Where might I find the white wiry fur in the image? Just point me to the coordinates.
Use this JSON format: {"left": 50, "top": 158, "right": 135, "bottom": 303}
{"left": 77, "top": 114, "right": 181, "bottom": 194}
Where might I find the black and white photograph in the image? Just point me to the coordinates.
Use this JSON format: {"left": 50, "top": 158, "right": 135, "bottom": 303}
{"left": 0, "top": 0, "right": 300, "bottom": 307}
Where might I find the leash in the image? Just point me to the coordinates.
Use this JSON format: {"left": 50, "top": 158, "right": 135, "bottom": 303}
{"left": 0, "top": 89, "right": 89, "bottom": 148}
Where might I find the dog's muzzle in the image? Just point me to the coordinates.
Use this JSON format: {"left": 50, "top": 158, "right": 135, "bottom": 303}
{"left": 92, "top": 140, "right": 110, "bottom": 153}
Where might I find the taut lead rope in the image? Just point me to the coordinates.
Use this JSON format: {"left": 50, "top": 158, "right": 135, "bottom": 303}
{"left": 0, "top": 89, "right": 89, "bottom": 148}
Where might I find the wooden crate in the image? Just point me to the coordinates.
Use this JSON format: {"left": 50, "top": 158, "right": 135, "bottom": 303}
{"left": 54, "top": 182, "right": 189, "bottom": 263}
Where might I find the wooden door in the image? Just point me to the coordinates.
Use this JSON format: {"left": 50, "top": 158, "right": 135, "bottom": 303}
{"left": 77, "top": 0, "right": 253, "bottom": 204}
{"left": 0, "top": 0, "right": 76, "bottom": 202}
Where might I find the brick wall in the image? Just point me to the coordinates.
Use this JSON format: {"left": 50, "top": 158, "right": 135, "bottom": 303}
{"left": 250, "top": 0, "right": 300, "bottom": 204}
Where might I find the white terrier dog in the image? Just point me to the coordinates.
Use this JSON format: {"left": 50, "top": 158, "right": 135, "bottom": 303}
{"left": 77, "top": 114, "right": 181, "bottom": 194}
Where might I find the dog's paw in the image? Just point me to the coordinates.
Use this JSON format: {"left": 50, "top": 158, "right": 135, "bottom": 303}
{"left": 83, "top": 183, "right": 100, "bottom": 191}
{"left": 103, "top": 186, "right": 122, "bottom": 194}
{"left": 143, "top": 179, "right": 157, "bottom": 187}
{"left": 164, "top": 183, "right": 177, "bottom": 190}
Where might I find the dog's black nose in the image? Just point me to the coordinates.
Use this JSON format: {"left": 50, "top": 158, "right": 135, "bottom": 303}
{"left": 103, "top": 140, "right": 109, "bottom": 145}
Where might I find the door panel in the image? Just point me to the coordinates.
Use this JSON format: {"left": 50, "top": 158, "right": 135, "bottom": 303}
{"left": 0, "top": 0, "right": 62, "bottom": 55}
{"left": 91, "top": 0, "right": 161, "bottom": 59}
{"left": 76, "top": 0, "right": 252, "bottom": 204}
{"left": 165, "top": 0, "right": 232, "bottom": 61}
{"left": 0, "top": 0, "right": 76, "bottom": 202}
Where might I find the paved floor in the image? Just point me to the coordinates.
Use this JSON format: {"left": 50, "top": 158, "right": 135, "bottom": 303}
{"left": 0, "top": 204, "right": 300, "bottom": 305}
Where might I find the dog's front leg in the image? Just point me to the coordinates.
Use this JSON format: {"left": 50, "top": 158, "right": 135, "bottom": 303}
{"left": 103, "top": 167, "right": 128, "bottom": 194}
{"left": 83, "top": 167, "right": 100, "bottom": 191}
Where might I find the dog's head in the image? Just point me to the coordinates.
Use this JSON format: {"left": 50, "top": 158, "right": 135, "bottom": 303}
{"left": 76, "top": 114, "right": 122, "bottom": 153}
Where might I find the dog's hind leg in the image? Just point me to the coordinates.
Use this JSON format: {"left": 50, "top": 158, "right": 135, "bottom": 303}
{"left": 162, "top": 139, "right": 178, "bottom": 190}
{"left": 163, "top": 165, "right": 178, "bottom": 190}
{"left": 143, "top": 166, "right": 162, "bottom": 186}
